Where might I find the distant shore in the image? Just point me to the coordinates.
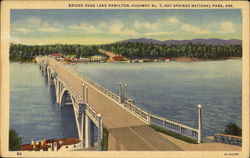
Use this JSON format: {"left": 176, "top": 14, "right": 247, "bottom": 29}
{"left": 170, "top": 57, "right": 241, "bottom": 62}
{"left": 10, "top": 56, "right": 241, "bottom": 63}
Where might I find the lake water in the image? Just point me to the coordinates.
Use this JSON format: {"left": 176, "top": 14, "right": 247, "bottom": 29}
{"left": 10, "top": 63, "right": 78, "bottom": 144}
{"left": 10, "top": 59, "right": 242, "bottom": 143}
{"left": 69, "top": 59, "right": 242, "bottom": 137}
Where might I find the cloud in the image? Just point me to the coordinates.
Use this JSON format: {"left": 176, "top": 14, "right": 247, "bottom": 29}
{"left": 68, "top": 16, "right": 180, "bottom": 36}
{"left": 217, "top": 21, "right": 236, "bottom": 33}
{"left": 143, "top": 31, "right": 173, "bottom": 36}
{"left": 12, "top": 16, "right": 62, "bottom": 33}
{"left": 134, "top": 21, "right": 158, "bottom": 30}
{"left": 133, "top": 16, "right": 179, "bottom": 31}
{"left": 120, "top": 29, "right": 138, "bottom": 35}
{"left": 26, "top": 17, "right": 42, "bottom": 25}
{"left": 167, "top": 17, "right": 179, "bottom": 24}
{"left": 157, "top": 17, "right": 179, "bottom": 24}
{"left": 10, "top": 37, "right": 23, "bottom": 44}
{"left": 180, "top": 24, "right": 210, "bottom": 34}
{"left": 15, "top": 28, "right": 32, "bottom": 33}
{"left": 69, "top": 20, "right": 138, "bottom": 35}
{"left": 38, "top": 27, "right": 61, "bottom": 32}
{"left": 109, "top": 20, "right": 124, "bottom": 33}
{"left": 69, "top": 22, "right": 100, "bottom": 33}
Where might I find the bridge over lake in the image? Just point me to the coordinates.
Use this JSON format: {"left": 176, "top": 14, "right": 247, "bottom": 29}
{"left": 36, "top": 56, "right": 202, "bottom": 151}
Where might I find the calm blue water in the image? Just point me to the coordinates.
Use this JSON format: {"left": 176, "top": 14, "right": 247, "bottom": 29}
{"left": 69, "top": 59, "right": 242, "bottom": 137}
{"left": 10, "top": 59, "right": 242, "bottom": 143}
{"left": 10, "top": 63, "right": 78, "bottom": 144}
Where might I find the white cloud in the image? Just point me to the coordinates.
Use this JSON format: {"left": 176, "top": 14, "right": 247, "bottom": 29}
{"left": 143, "top": 31, "right": 173, "bottom": 36}
{"left": 69, "top": 22, "right": 100, "bottom": 33}
{"left": 109, "top": 20, "right": 124, "bottom": 33}
{"left": 105, "top": 20, "right": 138, "bottom": 35}
{"left": 69, "top": 25, "right": 81, "bottom": 30}
{"left": 180, "top": 24, "right": 210, "bottom": 34}
{"left": 10, "top": 37, "right": 22, "bottom": 43}
{"left": 97, "top": 21, "right": 108, "bottom": 28}
{"left": 134, "top": 21, "right": 158, "bottom": 30}
{"left": 69, "top": 20, "right": 138, "bottom": 35}
{"left": 217, "top": 21, "right": 236, "bottom": 33}
{"left": 157, "top": 17, "right": 179, "bottom": 24}
{"left": 26, "top": 17, "right": 42, "bottom": 25}
{"left": 15, "top": 28, "right": 32, "bottom": 33}
{"left": 134, "top": 16, "right": 179, "bottom": 31}
{"left": 38, "top": 27, "right": 61, "bottom": 32}
{"left": 121, "top": 29, "right": 138, "bottom": 35}
{"left": 12, "top": 16, "right": 62, "bottom": 33}
{"left": 167, "top": 17, "right": 179, "bottom": 24}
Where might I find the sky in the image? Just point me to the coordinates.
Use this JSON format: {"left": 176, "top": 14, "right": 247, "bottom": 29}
{"left": 10, "top": 9, "right": 242, "bottom": 45}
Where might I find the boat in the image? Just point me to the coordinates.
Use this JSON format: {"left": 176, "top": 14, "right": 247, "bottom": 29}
{"left": 20, "top": 138, "right": 81, "bottom": 151}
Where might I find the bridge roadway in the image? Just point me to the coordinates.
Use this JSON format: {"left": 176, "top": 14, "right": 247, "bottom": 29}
{"left": 46, "top": 58, "right": 182, "bottom": 151}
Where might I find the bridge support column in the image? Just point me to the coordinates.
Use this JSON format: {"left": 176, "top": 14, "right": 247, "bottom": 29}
{"left": 97, "top": 113, "right": 103, "bottom": 151}
{"left": 47, "top": 68, "right": 52, "bottom": 85}
{"left": 79, "top": 103, "right": 86, "bottom": 148}
{"left": 85, "top": 114, "right": 91, "bottom": 148}
{"left": 42, "top": 63, "right": 47, "bottom": 77}
{"left": 41, "top": 63, "right": 44, "bottom": 76}
{"left": 55, "top": 79, "right": 62, "bottom": 105}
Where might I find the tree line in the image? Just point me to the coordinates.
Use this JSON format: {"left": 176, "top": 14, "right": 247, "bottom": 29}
{"left": 100, "top": 42, "right": 242, "bottom": 59}
{"left": 10, "top": 42, "right": 242, "bottom": 62}
{"left": 9, "top": 44, "right": 101, "bottom": 62}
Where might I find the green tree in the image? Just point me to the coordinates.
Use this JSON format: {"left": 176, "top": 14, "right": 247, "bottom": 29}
{"left": 224, "top": 122, "right": 242, "bottom": 136}
{"left": 9, "top": 129, "right": 22, "bottom": 151}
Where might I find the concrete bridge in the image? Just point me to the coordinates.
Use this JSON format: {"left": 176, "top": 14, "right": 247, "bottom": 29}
{"left": 36, "top": 56, "right": 202, "bottom": 151}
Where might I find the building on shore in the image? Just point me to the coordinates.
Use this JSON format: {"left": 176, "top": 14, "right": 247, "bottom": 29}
{"left": 78, "top": 57, "right": 90, "bottom": 62}
{"left": 50, "top": 54, "right": 62, "bottom": 59}
{"left": 20, "top": 138, "right": 81, "bottom": 151}
{"left": 90, "top": 55, "right": 107, "bottom": 62}
{"left": 165, "top": 58, "right": 170, "bottom": 62}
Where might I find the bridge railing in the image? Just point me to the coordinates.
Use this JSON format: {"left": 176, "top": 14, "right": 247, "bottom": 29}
{"left": 149, "top": 114, "right": 198, "bottom": 140}
{"left": 78, "top": 75, "right": 121, "bottom": 102}
{"left": 123, "top": 97, "right": 199, "bottom": 140}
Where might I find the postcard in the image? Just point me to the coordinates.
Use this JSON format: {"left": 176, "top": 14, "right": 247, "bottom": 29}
{"left": 0, "top": 0, "right": 249, "bottom": 158}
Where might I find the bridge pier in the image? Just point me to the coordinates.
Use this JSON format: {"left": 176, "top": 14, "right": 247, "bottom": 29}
{"left": 85, "top": 114, "right": 91, "bottom": 148}
{"left": 41, "top": 62, "right": 48, "bottom": 77}
{"left": 80, "top": 106, "right": 85, "bottom": 148}
{"left": 55, "top": 79, "right": 62, "bottom": 105}
{"left": 46, "top": 67, "right": 54, "bottom": 86}
{"left": 97, "top": 113, "right": 103, "bottom": 151}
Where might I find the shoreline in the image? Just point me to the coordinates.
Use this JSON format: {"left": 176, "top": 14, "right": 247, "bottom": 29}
{"left": 10, "top": 57, "right": 241, "bottom": 63}
{"left": 170, "top": 57, "right": 241, "bottom": 62}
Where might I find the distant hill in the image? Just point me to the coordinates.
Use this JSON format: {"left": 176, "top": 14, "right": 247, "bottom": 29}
{"left": 120, "top": 38, "right": 242, "bottom": 46}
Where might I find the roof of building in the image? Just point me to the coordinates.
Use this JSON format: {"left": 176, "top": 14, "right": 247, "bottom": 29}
{"left": 51, "top": 54, "right": 62, "bottom": 56}
{"left": 20, "top": 138, "right": 81, "bottom": 151}
{"left": 112, "top": 56, "right": 123, "bottom": 59}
